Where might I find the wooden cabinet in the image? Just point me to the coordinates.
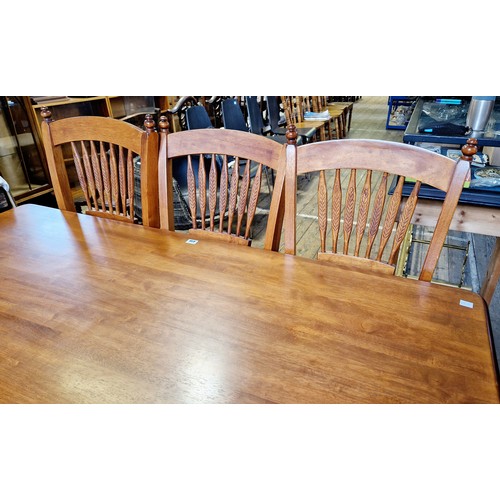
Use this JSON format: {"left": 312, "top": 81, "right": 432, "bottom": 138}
{"left": 29, "top": 96, "right": 159, "bottom": 136}
{"left": 0, "top": 97, "right": 52, "bottom": 203}
{"left": 0, "top": 96, "right": 161, "bottom": 204}
{"left": 30, "top": 96, "right": 111, "bottom": 138}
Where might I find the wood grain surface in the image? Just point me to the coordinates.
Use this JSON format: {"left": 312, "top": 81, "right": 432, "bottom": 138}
{"left": 0, "top": 205, "right": 498, "bottom": 403}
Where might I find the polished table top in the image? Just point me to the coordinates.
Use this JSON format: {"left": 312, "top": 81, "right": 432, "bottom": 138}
{"left": 1, "top": 205, "right": 498, "bottom": 403}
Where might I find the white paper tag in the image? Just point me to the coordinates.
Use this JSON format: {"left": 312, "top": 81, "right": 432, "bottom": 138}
{"left": 459, "top": 299, "right": 474, "bottom": 309}
{"left": 186, "top": 239, "right": 198, "bottom": 245}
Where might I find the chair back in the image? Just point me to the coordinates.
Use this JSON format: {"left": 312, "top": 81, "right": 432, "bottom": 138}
{"left": 221, "top": 98, "right": 248, "bottom": 132}
{"left": 315, "top": 96, "right": 328, "bottom": 110}
{"left": 186, "top": 105, "right": 214, "bottom": 130}
{"left": 280, "top": 96, "right": 297, "bottom": 125}
{"left": 158, "top": 117, "right": 286, "bottom": 250}
{"left": 283, "top": 127, "right": 476, "bottom": 281}
{"left": 245, "top": 96, "right": 265, "bottom": 135}
{"left": 245, "top": 96, "right": 289, "bottom": 147}
{"left": 165, "top": 96, "right": 199, "bottom": 132}
{"left": 40, "top": 109, "right": 159, "bottom": 227}
{"left": 281, "top": 96, "right": 313, "bottom": 123}
{"left": 280, "top": 96, "right": 326, "bottom": 141}
{"left": 267, "top": 96, "right": 287, "bottom": 131}
{"left": 206, "top": 96, "right": 227, "bottom": 128}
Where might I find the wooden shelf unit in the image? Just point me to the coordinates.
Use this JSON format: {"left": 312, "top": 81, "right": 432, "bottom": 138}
{"left": 6, "top": 96, "right": 162, "bottom": 204}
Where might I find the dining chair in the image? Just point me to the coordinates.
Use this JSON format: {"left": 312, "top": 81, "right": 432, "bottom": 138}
{"left": 313, "top": 96, "right": 354, "bottom": 138}
{"left": 311, "top": 96, "right": 345, "bottom": 139}
{"left": 221, "top": 97, "right": 277, "bottom": 191}
{"left": 40, "top": 108, "right": 160, "bottom": 228}
{"left": 219, "top": 97, "right": 245, "bottom": 132}
{"left": 185, "top": 104, "right": 214, "bottom": 130}
{"left": 325, "top": 97, "right": 354, "bottom": 136}
{"left": 282, "top": 125, "right": 476, "bottom": 281}
{"left": 265, "top": 96, "right": 317, "bottom": 143}
{"left": 164, "top": 96, "right": 200, "bottom": 132}
{"left": 158, "top": 116, "right": 286, "bottom": 250}
{"left": 298, "top": 96, "right": 335, "bottom": 140}
{"left": 205, "top": 96, "right": 228, "bottom": 128}
{"left": 171, "top": 104, "right": 222, "bottom": 230}
{"left": 281, "top": 96, "right": 329, "bottom": 141}
{"left": 246, "top": 96, "right": 301, "bottom": 145}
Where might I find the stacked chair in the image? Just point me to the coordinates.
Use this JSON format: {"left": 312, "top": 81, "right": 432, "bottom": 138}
{"left": 265, "top": 96, "right": 316, "bottom": 144}
{"left": 311, "top": 96, "right": 346, "bottom": 139}
{"left": 280, "top": 96, "right": 329, "bottom": 141}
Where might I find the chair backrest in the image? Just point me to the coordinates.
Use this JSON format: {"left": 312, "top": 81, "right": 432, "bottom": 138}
{"left": 40, "top": 108, "right": 159, "bottom": 228}
{"left": 206, "top": 96, "right": 227, "bottom": 128}
{"left": 280, "top": 96, "right": 297, "bottom": 125}
{"left": 283, "top": 126, "right": 476, "bottom": 281}
{"left": 299, "top": 96, "right": 314, "bottom": 115}
{"left": 266, "top": 96, "right": 283, "bottom": 131}
{"left": 158, "top": 116, "right": 286, "bottom": 250}
{"left": 245, "top": 96, "right": 265, "bottom": 135}
{"left": 221, "top": 98, "right": 248, "bottom": 132}
{"left": 281, "top": 96, "right": 311, "bottom": 124}
{"left": 314, "top": 96, "right": 328, "bottom": 110}
{"left": 186, "top": 105, "right": 214, "bottom": 130}
{"left": 166, "top": 96, "right": 199, "bottom": 132}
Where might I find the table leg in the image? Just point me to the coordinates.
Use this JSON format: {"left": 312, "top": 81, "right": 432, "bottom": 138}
{"left": 480, "top": 237, "right": 500, "bottom": 305}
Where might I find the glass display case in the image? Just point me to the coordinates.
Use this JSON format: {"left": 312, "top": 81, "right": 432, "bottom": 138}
{"left": 0, "top": 96, "right": 52, "bottom": 202}
{"left": 403, "top": 96, "right": 500, "bottom": 147}
{"left": 0, "top": 96, "right": 162, "bottom": 205}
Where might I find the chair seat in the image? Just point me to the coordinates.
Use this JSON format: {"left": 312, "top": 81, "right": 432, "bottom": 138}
{"left": 325, "top": 106, "right": 344, "bottom": 117}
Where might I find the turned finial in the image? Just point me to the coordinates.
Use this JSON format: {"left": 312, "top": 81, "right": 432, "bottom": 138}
{"left": 143, "top": 114, "right": 156, "bottom": 134}
{"left": 158, "top": 115, "right": 169, "bottom": 134}
{"left": 461, "top": 137, "right": 478, "bottom": 161}
{"left": 286, "top": 124, "right": 297, "bottom": 145}
{"left": 40, "top": 107, "right": 52, "bottom": 122}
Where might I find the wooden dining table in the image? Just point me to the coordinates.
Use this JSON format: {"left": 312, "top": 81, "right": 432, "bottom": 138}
{"left": 1, "top": 204, "right": 498, "bottom": 403}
